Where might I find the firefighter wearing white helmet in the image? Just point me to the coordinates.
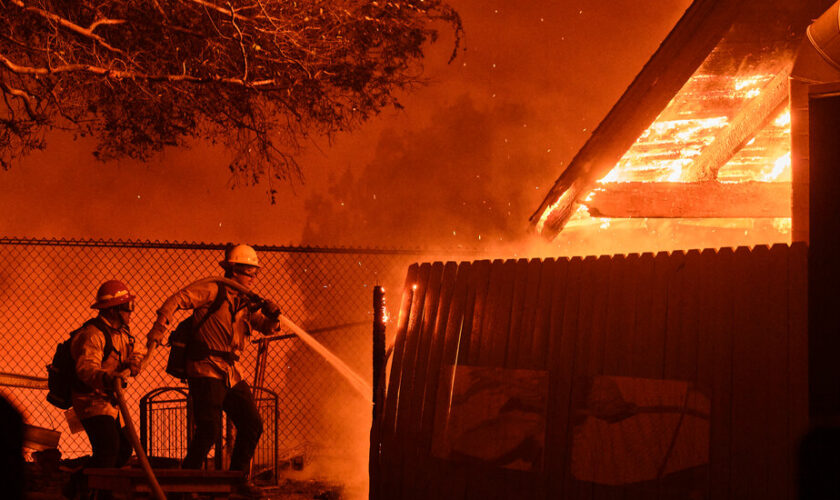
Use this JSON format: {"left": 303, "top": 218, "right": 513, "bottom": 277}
{"left": 146, "top": 244, "right": 280, "bottom": 499}
{"left": 221, "top": 244, "right": 261, "bottom": 269}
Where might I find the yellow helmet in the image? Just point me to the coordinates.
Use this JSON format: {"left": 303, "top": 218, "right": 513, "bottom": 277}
{"left": 221, "top": 244, "right": 261, "bottom": 268}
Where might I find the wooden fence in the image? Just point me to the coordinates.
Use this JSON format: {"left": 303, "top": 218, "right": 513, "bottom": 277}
{"left": 372, "top": 243, "right": 808, "bottom": 500}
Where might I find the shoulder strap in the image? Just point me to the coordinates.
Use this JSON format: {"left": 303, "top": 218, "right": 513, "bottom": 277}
{"left": 194, "top": 283, "right": 228, "bottom": 331}
{"left": 85, "top": 317, "right": 114, "bottom": 363}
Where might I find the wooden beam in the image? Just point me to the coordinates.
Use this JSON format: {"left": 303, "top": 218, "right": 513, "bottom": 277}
{"left": 683, "top": 70, "right": 791, "bottom": 181}
{"left": 586, "top": 181, "right": 791, "bottom": 218}
{"left": 530, "top": 0, "right": 747, "bottom": 238}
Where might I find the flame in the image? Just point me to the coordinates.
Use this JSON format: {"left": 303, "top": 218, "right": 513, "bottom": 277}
{"left": 734, "top": 74, "right": 770, "bottom": 91}
{"left": 539, "top": 70, "right": 792, "bottom": 248}
{"left": 774, "top": 109, "right": 790, "bottom": 127}
{"left": 598, "top": 116, "right": 727, "bottom": 184}
{"left": 758, "top": 152, "right": 791, "bottom": 182}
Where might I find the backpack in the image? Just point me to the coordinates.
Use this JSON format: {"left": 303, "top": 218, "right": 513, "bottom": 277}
{"left": 46, "top": 318, "right": 113, "bottom": 409}
{"left": 165, "top": 284, "right": 227, "bottom": 380}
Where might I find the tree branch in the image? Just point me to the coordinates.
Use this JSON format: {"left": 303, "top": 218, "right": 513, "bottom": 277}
{"left": 9, "top": 0, "right": 126, "bottom": 55}
{"left": 188, "top": 0, "right": 254, "bottom": 22}
{"left": 0, "top": 52, "right": 284, "bottom": 88}
{"left": 228, "top": 2, "right": 249, "bottom": 80}
{"left": 0, "top": 80, "right": 37, "bottom": 118}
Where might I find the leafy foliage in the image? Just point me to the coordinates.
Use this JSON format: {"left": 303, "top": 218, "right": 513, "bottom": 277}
{"left": 0, "top": 0, "right": 461, "bottom": 198}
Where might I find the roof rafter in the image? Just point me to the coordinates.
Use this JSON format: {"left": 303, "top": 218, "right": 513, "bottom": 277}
{"left": 586, "top": 181, "right": 791, "bottom": 218}
{"left": 681, "top": 69, "right": 791, "bottom": 182}
{"left": 531, "top": 0, "right": 746, "bottom": 238}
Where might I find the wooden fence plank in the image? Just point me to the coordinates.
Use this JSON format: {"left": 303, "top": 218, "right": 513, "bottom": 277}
{"left": 486, "top": 259, "right": 518, "bottom": 367}
{"left": 462, "top": 260, "right": 492, "bottom": 366}
{"left": 598, "top": 253, "right": 632, "bottom": 500}
{"left": 564, "top": 255, "right": 601, "bottom": 500}
{"left": 500, "top": 258, "right": 546, "bottom": 500}
{"left": 709, "top": 247, "right": 734, "bottom": 500}
{"left": 506, "top": 259, "right": 533, "bottom": 369}
{"left": 787, "top": 242, "right": 808, "bottom": 500}
{"left": 529, "top": 259, "right": 559, "bottom": 369}
{"left": 383, "top": 264, "right": 420, "bottom": 445}
{"left": 660, "top": 249, "right": 707, "bottom": 499}
{"left": 380, "top": 264, "right": 420, "bottom": 499}
{"left": 663, "top": 250, "right": 687, "bottom": 381}
{"left": 633, "top": 252, "right": 671, "bottom": 380}
{"left": 515, "top": 257, "right": 558, "bottom": 500}
{"left": 404, "top": 262, "right": 455, "bottom": 500}
{"left": 460, "top": 260, "right": 493, "bottom": 500}
{"left": 390, "top": 262, "right": 434, "bottom": 499}
{"left": 545, "top": 256, "right": 576, "bottom": 499}
{"left": 428, "top": 262, "right": 472, "bottom": 500}
{"left": 694, "top": 248, "right": 717, "bottom": 500}
{"left": 730, "top": 246, "right": 765, "bottom": 500}
{"left": 764, "top": 244, "right": 791, "bottom": 500}
{"left": 466, "top": 259, "right": 520, "bottom": 500}
{"left": 583, "top": 255, "right": 615, "bottom": 500}
{"left": 622, "top": 252, "right": 656, "bottom": 500}
{"left": 603, "top": 253, "right": 635, "bottom": 376}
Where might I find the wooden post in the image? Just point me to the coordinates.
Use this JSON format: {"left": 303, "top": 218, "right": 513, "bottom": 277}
{"left": 370, "top": 286, "right": 386, "bottom": 500}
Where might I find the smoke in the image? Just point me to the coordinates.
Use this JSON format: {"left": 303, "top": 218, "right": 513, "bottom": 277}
{"left": 302, "top": 94, "right": 558, "bottom": 251}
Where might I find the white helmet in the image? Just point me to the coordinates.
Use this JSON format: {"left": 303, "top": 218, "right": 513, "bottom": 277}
{"left": 221, "top": 244, "right": 261, "bottom": 268}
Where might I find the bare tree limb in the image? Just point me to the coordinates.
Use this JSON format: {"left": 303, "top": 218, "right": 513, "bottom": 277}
{"left": 0, "top": 52, "right": 280, "bottom": 87}
{"left": 9, "top": 0, "right": 127, "bottom": 55}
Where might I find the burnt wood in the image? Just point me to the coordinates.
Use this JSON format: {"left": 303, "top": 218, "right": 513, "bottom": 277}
{"left": 586, "top": 181, "right": 791, "bottom": 218}
{"left": 684, "top": 71, "right": 790, "bottom": 181}
{"left": 530, "top": 0, "right": 745, "bottom": 237}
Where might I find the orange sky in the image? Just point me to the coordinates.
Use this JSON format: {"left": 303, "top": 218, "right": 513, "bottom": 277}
{"left": 0, "top": 0, "right": 692, "bottom": 249}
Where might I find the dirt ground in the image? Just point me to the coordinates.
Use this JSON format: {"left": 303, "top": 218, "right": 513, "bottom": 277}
{"left": 24, "top": 461, "right": 345, "bottom": 499}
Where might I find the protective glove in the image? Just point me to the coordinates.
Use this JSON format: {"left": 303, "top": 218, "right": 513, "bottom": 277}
{"left": 101, "top": 371, "right": 126, "bottom": 393}
{"left": 147, "top": 322, "right": 167, "bottom": 346}
{"left": 128, "top": 359, "right": 142, "bottom": 377}
{"left": 261, "top": 300, "right": 282, "bottom": 320}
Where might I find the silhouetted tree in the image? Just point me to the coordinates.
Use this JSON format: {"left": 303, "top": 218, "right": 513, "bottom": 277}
{"left": 1, "top": 0, "right": 461, "bottom": 198}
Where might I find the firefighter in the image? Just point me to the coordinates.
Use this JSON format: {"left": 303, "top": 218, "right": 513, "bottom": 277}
{"left": 146, "top": 244, "right": 281, "bottom": 499}
{"left": 66, "top": 280, "right": 144, "bottom": 500}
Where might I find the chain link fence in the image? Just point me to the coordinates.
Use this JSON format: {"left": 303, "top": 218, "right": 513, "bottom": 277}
{"left": 0, "top": 238, "right": 440, "bottom": 482}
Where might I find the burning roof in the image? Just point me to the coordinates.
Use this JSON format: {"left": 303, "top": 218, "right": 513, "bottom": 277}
{"left": 531, "top": 0, "right": 834, "bottom": 242}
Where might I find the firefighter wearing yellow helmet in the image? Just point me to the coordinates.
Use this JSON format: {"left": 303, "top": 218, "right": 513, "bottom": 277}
{"left": 146, "top": 244, "right": 280, "bottom": 499}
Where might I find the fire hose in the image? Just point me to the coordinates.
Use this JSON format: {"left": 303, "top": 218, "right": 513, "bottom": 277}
{"left": 113, "top": 372, "right": 167, "bottom": 500}
{"left": 145, "top": 277, "right": 372, "bottom": 400}
{"left": 124, "top": 276, "right": 372, "bottom": 500}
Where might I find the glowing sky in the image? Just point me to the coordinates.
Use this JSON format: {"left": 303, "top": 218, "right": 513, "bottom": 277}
{"left": 0, "top": 0, "right": 692, "bottom": 248}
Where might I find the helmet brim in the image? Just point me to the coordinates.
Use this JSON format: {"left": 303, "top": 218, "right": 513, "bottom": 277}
{"left": 91, "top": 294, "right": 135, "bottom": 309}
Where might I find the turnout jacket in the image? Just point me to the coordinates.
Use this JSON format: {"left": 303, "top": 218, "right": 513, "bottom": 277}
{"left": 153, "top": 280, "right": 278, "bottom": 387}
{"left": 71, "top": 317, "right": 143, "bottom": 420}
